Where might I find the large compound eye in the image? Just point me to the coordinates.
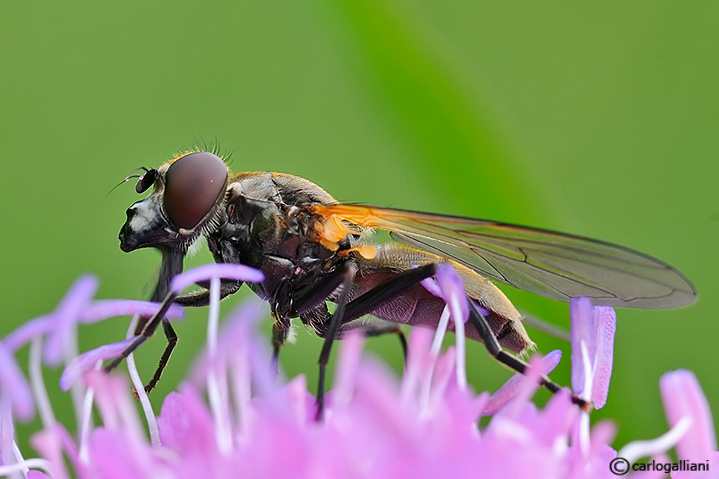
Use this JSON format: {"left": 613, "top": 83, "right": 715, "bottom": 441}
{"left": 163, "top": 152, "right": 228, "bottom": 229}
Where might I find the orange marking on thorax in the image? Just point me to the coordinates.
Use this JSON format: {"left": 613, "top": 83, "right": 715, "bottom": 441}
{"left": 314, "top": 215, "right": 352, "bottom": 251}
{"left": 313, "top": 209, "right": 376, "bottom": 259}
{"left": 338, "top": 245, "right": 377, "bottom": 260}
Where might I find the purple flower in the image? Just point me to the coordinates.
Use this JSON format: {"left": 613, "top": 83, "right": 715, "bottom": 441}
{"left": 570, "top": 297, "right": 616, "bottom": 409}
{"left": 0, "top": 265, "right": 715, "bottom": 479}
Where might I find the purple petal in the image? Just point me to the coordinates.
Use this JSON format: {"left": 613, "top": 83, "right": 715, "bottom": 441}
{"left": 498, "top": 355, "right": 552, "bottom": 419}
{"left": 29, "top": 423, "right": 80, "bottom": 479}
{"left": 5, "top": 292, "right": 183, "bottom": 357}
{"left": 158, "top": 387, "right": 218, "bottom": 457}
{"left": 434, "top": 265, "right": 469, "bottom": 322}
{"left": 570, "top": 297, "right": 616, "bottom": 409}
{"left": 189, "top": 300, "right": 269, "bottom": 387}
{"left": 433, "top": 265, "right": 469, "bottom": 388}
{"left": 570, "top": 297, "right": 594, "bottom": 396}
{"left": 214, "top": 301, "right": 267, "bottom": 356}
{"left": 87, "top": 429, "right": 160, "bottom": 478}
{"left": 80, "top": 300, "right": 185, "bottom": 324}
{"left": 472, "top": 300, "right": 492, "bottom": 318}
{"left": 540, "top": 388, "right": 580, "bottom": 444}
{"left": 660, "top": 370, "right": 717, "bottom": 463}
{"left": 60, "top": 337, "right": 139, "bottom": 391}
{"left": 401, "top": 327, "right": 434, "bottom": 402}
{"left": 332, "top": 332, "right": 365, "bottom": 411}
{"left": 44, "top": 275, "right": 99, "bottom": 365}
{"left": 353, "top": 359, "right": 418, "bottom": 445}
{"left": 426, "top": 345, "right": 458, "bottom": 410}
{"left": 30, "top": 426, "right": 71, "bottom": 479}
{"left": 282, "top": 375, "right": 315, "bottom": 425}
{"left": 588, "top": 420, "right": 617, "bottom": 457}
{"left": 27, "top": 471, "right": 52, "bottom": 479}
{"left": 483, "top": 350, "right": 562, "bottom": 416}
{"left": 0, "top": 342, "right": 34, "bottom": 421}
{"left": 84, "top": 370, "right": 147, "bottom": 441}
{"left": 3, "top": 315, "right": 52, "bottom": 353}
{"left": 420, "top": 276, "right": 442, "bottom": 297}
{"left": 171, "top": 264, "right": 263, "bottom": 292}
{"left": 590, "top": 306, "right": 615, "bottom": 409}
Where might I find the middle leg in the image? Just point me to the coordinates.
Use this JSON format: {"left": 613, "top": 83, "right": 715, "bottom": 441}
{"left": 329, "top": 263, "right": 588, "bottom": 409}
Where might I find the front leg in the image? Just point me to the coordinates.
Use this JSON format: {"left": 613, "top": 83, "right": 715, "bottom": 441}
{"left": 174, "top": 280, "right": 243, "bottom": 306}
{"left": 271, "top": 319, "right": 291, "bottom": 374}
{"left": 315, "top": 261, "right": 358, "bottom": 420}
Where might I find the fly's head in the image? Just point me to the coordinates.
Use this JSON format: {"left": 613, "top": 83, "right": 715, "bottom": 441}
{"left": 119, "top": 151, "right": 229, "bottom": 255}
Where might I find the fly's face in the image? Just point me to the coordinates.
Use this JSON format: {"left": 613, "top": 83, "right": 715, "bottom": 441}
{"left": 119, "top": 151, "right": 229, "bottom": 253}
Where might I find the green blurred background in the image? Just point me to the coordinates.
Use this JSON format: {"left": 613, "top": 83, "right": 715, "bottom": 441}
{"left": 1, "top": 1, "right": 717, "bottom": 448}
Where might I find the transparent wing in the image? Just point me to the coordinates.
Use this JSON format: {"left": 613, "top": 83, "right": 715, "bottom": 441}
{"left": 312, "top": 204, "right": 696, "bottom": 309}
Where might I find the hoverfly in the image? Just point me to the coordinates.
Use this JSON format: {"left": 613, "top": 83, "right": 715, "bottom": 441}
{"left": 111, "top": 150, "right": 696, "bottom": 415}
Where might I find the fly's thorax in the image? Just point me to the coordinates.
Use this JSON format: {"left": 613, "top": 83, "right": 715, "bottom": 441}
{"left": 208, "top": 193, "right": 282, "bottom": 268}
{"left": 212, "top": 189, "right": 351, "bottom": 318}
{"left": 221, "top": 173, "right": 377, "bottom": 263}
{"left": 211, "top": 180, "right": 339, "bottom": 274}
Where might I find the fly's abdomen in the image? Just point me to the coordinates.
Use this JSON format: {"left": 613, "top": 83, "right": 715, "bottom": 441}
{"left": 350, "top": 269, "right": 533, "bottom": 354}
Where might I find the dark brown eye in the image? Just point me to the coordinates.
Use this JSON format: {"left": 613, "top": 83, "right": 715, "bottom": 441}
{"left": 163, "top": 152, "right": 228, "bottom": 229}
{"left": 135, "top": 169, "right": 157, "bottom": 193}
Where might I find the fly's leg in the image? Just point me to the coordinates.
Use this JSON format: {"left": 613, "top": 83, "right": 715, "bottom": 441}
{"left": 377, "top": 327, "right": 408, "bottom": 365}
{"left": 104, "top": 291, "right": 178, "bottom": 391}
{"left": 465, "top": 300, "right": 588, "bottom": 409}
{"left": 174, "top": 280, "right": 243, "bottom": 307}
{"left": 337, "top": 263, "right": 588, "bottom": 410}
{"left": 271, "top": 320, "right": 290, "bottom": 374}
{"left": 267, "top": 261, "right": 359, "bottom": 385}
{"left": 330, "top": 321, "right": 408, "bottom": 365}
{"left": 282, "top": 262, "right": 436, "bottom": 420}
{"left": 354, "top": 324, "right": 407, "bottom": 365}
{"left": 142, "top": 318, "right": 178, "bottom": 393}
{"left": 312, "top": 264, "right": 437, "bottom": 420}
{"left": 307, "top": 310, "right": 408, "bottom": 382}
{"left": 315, "top": 262, "right": 358, "bottom": 420}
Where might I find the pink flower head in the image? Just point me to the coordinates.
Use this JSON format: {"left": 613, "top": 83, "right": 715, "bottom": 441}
{"left": 0, "top": 265, "right": 715, "bottom": 479}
